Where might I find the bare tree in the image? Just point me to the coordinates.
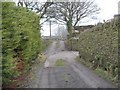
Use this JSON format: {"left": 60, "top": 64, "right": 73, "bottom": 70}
{"left": 17, "top": 0, "right": 100, "bottom": 37}
{"left": 17, "top": 0, "right": 30, "bottom": 7}
{"left": 17, "top": 0, "right": 53, "bottom": 20}
{"left": 46, "top": 1, "right": 100, "bottom": 34}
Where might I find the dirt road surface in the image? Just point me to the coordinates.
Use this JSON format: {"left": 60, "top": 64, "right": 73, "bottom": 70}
{"left": 22, "top": 41, "right": 117, "bottom": 88}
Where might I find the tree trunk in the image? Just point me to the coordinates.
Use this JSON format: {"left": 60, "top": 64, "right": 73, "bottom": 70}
{"left": 66, "top": 17, "right": 73, "bottom": 50}
{"left": 66, "top": 16, "right": 72, "bottom": 39}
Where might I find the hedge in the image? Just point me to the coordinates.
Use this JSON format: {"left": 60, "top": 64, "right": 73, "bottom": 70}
{"left": 65, "top": 18, "right": 119, "bottom": 85}
{"left": 78, "top": 19, "right": 119, "bottom": 85}
{"left": 2, "top": 2, "right": 42, "bottom": 85}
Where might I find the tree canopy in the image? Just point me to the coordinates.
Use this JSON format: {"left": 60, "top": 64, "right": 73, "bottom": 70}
{"left": 46, "top": 0, "right": 100, "bottom": 33}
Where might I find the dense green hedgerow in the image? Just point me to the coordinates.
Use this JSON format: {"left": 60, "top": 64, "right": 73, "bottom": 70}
{"left": 65, "top": 18, "right": 119, "bottom": 85}
{"left": 78, "top": 19, "right": 119, "bottom": 85}
{"left": 65, "top": 39, "right": 79, "bottom": 51}
{"left": 2, "top": 2, "right": 41, "bottom": 85}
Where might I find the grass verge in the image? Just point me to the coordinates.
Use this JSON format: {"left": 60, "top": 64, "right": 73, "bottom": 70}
{"left": 18, "top": 53, "right": 47, "bottom": 87}
{"left": 76, "top": 56, "right": 118, "bottom": 87}
{"left": 55, "top": 59, "right": 65, "bottom": 66}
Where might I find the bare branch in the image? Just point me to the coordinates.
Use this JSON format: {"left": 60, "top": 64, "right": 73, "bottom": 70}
{"left": 46, "top": 0, "right": 100, "bottom": 29}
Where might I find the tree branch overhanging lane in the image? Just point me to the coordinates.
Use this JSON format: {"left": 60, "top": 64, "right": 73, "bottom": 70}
{"left": 17, "top": 0, "right": 100, "bottom": 33}
{"left": 17, "top": 0, "right": 54, "bottom": 21}
{"left": 45, "top": 0, "right": 100, "bottom": 33}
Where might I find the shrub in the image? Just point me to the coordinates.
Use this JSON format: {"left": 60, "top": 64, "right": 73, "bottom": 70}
{"left": 78, "top": 19, "right": 118, "bottom": 84}
{"left": 2, "top": 2, "right": 41, "bottom": 85}
{"left": 65, "top": 19, "right": 119, "bottom": 85}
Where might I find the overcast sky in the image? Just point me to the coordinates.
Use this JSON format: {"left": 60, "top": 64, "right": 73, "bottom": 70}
{"left": 96, "top": 0, "right": 119, "bottom": 21}
{"left": 13, "top": 0, "right": 120, "bottom": 36}
{"left": 41, "top": 0, "right": 120, "bottom": 36}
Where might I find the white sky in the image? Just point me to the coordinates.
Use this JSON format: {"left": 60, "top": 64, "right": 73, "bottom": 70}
{"left": 12, "top": 0, "right": 120, "bottom": 36}
{"left": 96, "top": 0, "right": 119, "bottom": 21}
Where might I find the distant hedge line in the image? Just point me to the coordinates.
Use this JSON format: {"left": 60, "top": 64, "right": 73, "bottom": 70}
{"left": 78, "top": 19, "right": 119, "bottom": 85}
{"left": 2, "top": 2, "right": 41, "bottom": 85}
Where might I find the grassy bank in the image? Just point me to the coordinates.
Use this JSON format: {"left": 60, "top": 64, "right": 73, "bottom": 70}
{"left": 76, "top": 56, "right": 117, "bottom": 86}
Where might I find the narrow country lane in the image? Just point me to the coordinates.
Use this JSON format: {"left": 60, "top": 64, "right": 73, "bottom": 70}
{"left": 22, "top": 40, "right": 117, "bottom": 88}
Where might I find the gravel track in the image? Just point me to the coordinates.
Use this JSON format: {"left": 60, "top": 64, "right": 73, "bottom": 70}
{"left": 22, "top": 40, "right": 117, "bottom": 88}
